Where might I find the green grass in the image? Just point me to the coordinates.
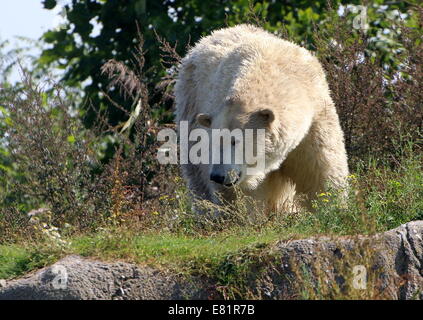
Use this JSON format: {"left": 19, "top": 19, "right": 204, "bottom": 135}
{"left": 0, "top": 244, "right": 61, "bottom": 279}
{"left": 0, "top": 227, "right": 288, "bottom": 283}
{"left": 70, "top": 227, "right": 286, "bottom": 271}
{"left": 0, "top": 224, "right": 292, "bottom": 274}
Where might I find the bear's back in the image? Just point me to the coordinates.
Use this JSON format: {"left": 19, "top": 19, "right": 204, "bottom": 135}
{"left": 187, "top": 25, "right": 284, "bottom": 68}
{"left": 175, "top": 25, "right": 327, "bottom": 123}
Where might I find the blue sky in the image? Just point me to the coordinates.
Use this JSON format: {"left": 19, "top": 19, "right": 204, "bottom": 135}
{"left": 0, "top": 1, "right": 68, "bottom": 82}
{"left": 0, "top": 1, "right": 63, "bottom": 43}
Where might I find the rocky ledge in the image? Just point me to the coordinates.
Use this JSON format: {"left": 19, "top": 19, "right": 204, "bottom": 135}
{"left": 0, "top": 221, "right": 422, "bottom": 300}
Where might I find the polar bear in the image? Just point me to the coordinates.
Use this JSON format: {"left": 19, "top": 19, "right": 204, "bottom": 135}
{"left": 174, "top": 25, "right": 349, "bottom": 213}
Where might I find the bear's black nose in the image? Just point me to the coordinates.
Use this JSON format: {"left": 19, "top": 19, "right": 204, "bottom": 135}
{"left": 210, "top": 173, "right": 225, "bottom": 184}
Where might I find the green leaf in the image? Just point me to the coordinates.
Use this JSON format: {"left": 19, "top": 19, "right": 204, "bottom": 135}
{"left": 67, "top": 135, "right": 76, "bottom": 144}
{"left": 43, "top": 0, "right": 57, "bottom": 10}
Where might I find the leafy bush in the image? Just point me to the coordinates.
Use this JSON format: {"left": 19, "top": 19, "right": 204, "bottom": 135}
{"left": 0, "top": 35, "right": 177, "bottom": 240}
{"left": 314, "top": 5, "right": 422, "bottom": 162}
{"left": 0, "top": 76, "right": 110, "bottom": 237}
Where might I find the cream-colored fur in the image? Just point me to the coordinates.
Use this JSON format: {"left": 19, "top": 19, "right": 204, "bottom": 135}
{"left": 174, "top": 24, "right": 349, "bottom": 212}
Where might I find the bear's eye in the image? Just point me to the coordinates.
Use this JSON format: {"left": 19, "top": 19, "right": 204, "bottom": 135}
{"left": 196, "top": 113, "right": 212, "bottom": 128}
{"left": 257, "top": 109, "right": 275, "bottom": 124}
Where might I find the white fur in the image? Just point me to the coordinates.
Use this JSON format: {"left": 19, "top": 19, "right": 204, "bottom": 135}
{"left": 174, "top": 25, "right": 349, "bottom": 212}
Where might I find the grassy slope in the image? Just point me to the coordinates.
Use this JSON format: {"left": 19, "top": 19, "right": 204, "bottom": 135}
{"left": 1, "top": 145, "right": 422, "bottom": 283}
{"left": 0, "top": 227, "right": 289, "bottom": 279}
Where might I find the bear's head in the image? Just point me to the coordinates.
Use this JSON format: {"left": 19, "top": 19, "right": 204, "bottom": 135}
{"left": 195, "top": 89, "right": 314, "bottom": 191}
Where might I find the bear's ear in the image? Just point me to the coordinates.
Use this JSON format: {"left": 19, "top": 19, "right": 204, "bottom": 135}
{"left": 258, "top": 109, "right": 275, "bottom": 125}
{"left": 196, "top": 113, "right": 212, "bottom": 128}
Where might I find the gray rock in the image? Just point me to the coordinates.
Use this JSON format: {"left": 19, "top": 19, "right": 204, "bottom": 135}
{"left": 257, "top": 221, "right": 423, "bottom": 299}
{"left": 0, "top": 255, "right": 211, "bottom": 300}
{"left": 0, "top": 221, "right": 422, "bottom": 300}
